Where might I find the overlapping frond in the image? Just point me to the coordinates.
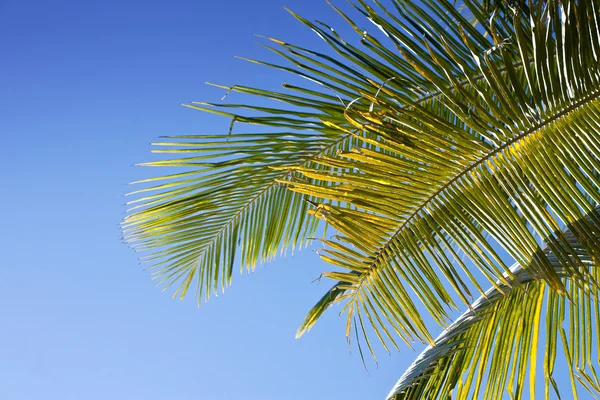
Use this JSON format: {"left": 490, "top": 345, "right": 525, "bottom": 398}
{"left": 123, "top": 119, "right": 360, "bottom": 302}
{"left": 126, "top": 0, "right": 600, "bottom": 397}
{"left": 122, "top": 0, "right": 481, "bottom": 303}
{"left": 291, "top": 0, "right": 600, "bottom": 354}
{"left": 122, "top": 0, "right": 443, "bottom": 301}
{"left": 388, "top": 212, "right": 600, "bottom": 399}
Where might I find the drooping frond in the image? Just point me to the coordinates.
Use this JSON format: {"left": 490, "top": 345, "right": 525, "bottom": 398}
{"left": 125, "top": 0, "right": 600, "bottom": 396}
{"left": 291, "top": 0, "right": 600, "bottom": 354}
{"left": 123, "top": 118, "right": 361, "bottom": 302}
{"left": 122, "top": 0, "right": 487, "bottom": 302}
{"left": 388, "top": 210, "right": 600, "bottom": 399}
{"left": 122, "top": 2, "right": 443, "bottom": 301}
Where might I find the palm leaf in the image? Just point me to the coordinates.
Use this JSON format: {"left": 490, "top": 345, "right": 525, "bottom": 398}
{"left": 387, "top": 209, "right": 600, "bottom": 399}
{"left": 125, "top": 0, "right": 600, "bottom": 396}
{"left": 122, "top": 1, "right": 439, "bottom": 301}
{"left": 122, "top": 0, "right": 480, "bottom": 302}
{"left": 123, "top": 119, "right": 358, "bottom": 302}
{"left": 290, "top": 0, "right": 600, "bottom": 353}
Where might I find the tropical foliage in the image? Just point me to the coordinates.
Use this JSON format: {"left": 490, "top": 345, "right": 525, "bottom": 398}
{"left": 124, "top": 0, "right": 600, "bottom": 398}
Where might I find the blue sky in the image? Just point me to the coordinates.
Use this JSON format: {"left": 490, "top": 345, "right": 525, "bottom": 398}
{"left": 1, "top": 0, "right": 583, "bottom": 399}
{"left": 0, "top": 1, "right": 417, "bottom": 399}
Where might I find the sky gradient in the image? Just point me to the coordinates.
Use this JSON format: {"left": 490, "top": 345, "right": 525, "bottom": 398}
{"left": 2, "top": 0, "right": 582, "bottom": 399}
{"left": 1, "top": 1, "right": 417, "bottom": 399}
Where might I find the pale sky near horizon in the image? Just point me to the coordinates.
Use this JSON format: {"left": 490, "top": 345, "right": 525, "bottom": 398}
{"left": 0, "top": 1, "right": 579, "bottom": 399}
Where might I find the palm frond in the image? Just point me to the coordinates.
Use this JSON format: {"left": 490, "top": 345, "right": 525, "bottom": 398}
{"left": 388, "top": 209, "right": 600, "bottom": 399}
{"left": 122, "top": 0, "right": 488, "bottom": 303}
{"left": 290, "top": 0, "right": 600, "bottom": 353}
{"left": 125, "top": 1, "right": 600, "bottom": 397}
{"left": 123, "top": 122, "right": 358, "bottom": 302}
{"left": 122, "top": 0, "right": 436, "bottom": 301}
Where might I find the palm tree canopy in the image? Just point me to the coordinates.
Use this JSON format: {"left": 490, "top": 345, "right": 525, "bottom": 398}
{"left": 124, "top": 0, "right": 600, "bottom": 398}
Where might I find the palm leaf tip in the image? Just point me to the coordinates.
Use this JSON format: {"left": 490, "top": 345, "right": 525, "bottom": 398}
{"left": 296, "top": 281, "right": 348, "bottom": 339}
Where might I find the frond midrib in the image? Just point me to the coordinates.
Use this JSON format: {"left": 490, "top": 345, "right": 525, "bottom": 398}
{"left": 352, "top": 87, "right": 600, "bottom": 299}
{"left": 386, "top": 209, "right": 597, "bottom": 399}
{"left": 187, "top": 134, "right": 350, "bottom": 269}
{"left": 185, "top": 64, "right": 528, "bottom": 271}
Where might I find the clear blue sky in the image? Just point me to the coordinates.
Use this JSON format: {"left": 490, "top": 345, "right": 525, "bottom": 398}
{"left": 0, "top": 1, "right": 419, "bottom": 399}
{"left": 1, "top": 0, "right": 580, "bottom": 399}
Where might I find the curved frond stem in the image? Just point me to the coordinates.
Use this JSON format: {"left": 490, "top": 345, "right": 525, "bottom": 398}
{"left": 387, "top": 208, "right": 600, "bottom": 399}
{"left": 290, "top": 0, "right": 600, "bottom": 359}
{"left": 361, "top": 88, "right": 600, "bottom": 294}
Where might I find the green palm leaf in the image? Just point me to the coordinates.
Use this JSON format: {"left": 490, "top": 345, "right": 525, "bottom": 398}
{"left": 291, "top": 0, "right": 600, "bottom": 353}
{"left": 388, "top": 210, "right": 600, "bottom": 399}
{"left": 123, "top": 122, "right": 356, "bottom": 302}
{"left": 122, "top": 0, "right": 455, "bottom": 302}
{"left": 125, "top": 0, "right": 600, "bottom": 397}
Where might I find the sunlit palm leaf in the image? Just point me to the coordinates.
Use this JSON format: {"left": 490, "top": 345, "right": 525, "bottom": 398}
{"left": 123, "top": 119, "right": 361, "bottom": 301}
{"left": 121, "top": 0, "right": 462, "bottom": 302}
{"left": 388, "top": 211, "right": 600, "bottom": 399}
{"left": 125, "top": 0, "right": 600, "bottom": 397}
{"left": 290, "top": 0, "right": 600, "bottom": 356}
{"left": 121, "top": 3, "right": 424, "bottom": 301}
